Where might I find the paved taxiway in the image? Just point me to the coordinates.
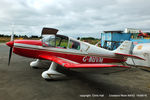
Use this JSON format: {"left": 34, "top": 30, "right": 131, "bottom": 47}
{"left": 0, "top": 43, "right": 150, "bottom": 100}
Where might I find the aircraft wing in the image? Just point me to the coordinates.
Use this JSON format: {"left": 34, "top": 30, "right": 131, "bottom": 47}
{"left": 39, "top": 55, "right": 129, "bottom": 68}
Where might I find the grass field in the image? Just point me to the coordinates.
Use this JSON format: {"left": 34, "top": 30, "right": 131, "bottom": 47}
{"left": 0, "top": 37, "right": 10, "bottom": 43}
{"left": 0, "top": 37, "right": 41, "bottom": 43}
{"left": 81, "top": 39, "right": 100, "bottom": 45}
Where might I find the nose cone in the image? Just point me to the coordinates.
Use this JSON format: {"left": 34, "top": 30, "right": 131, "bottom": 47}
{"left": 6, "top": 41, "right": 14, "bottom": 47}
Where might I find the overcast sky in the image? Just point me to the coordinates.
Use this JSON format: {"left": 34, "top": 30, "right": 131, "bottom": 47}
{"left": 0, "top": 0, "right": 150, "bottom": 38}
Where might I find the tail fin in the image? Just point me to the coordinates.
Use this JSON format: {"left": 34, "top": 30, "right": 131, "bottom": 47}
{"left": 114, "top": 40, "right": 133, "bottom": 54}
{"left": 114, "top": 41, "right": 144, "bottom": 60}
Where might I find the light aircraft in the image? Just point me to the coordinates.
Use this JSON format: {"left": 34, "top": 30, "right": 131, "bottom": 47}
{"left": 138, "top": 30, "right": 148, "bottom": 37}
{"left": 6, "top": 28, "right": 144, "bottom": 80}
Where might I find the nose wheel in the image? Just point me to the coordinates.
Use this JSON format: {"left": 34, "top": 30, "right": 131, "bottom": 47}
{"left": 30, "top": 59, "right": 51, "bottom": 68}
{"left": 30, "top": 59, "right": 42, "bottom": 68}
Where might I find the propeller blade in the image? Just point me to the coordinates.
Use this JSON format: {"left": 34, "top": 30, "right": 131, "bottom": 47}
{"left": 8, "top": 24, "right": 15, "bottom": 66}
{"left": 8, "top": 47, "right": 13, "bottom": 66}
{"left": 11, "top": 24, "right": 14, "bottom": 41}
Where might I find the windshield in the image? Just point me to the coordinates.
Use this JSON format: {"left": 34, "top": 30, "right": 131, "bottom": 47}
{"left": 42, "top": 35, "right": 56, "bottom": 47}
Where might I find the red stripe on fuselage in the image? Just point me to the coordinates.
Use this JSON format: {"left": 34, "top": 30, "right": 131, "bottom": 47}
{"left": 15, "top": 40, "right": 42, "bottom": 46}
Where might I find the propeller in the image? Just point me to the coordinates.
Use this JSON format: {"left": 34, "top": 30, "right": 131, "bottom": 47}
{"left": 8, "top": 47, "right": 13, "bottom": 65}
{"left": 8, "top": 25, "right": 14, "bottom": 66}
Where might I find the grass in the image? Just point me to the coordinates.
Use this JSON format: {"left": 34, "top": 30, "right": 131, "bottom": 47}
{"left": 82, "top": 39, "right": 100, "bottom": 45}
{"left": 0, "top": 37, "right": 10, "bottom": 43}
{"left": 0, "top": 37, "right": 41, "bottom": 43}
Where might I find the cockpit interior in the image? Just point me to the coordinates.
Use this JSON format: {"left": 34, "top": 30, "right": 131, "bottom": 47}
{"left": 42, "top": 35, "right": 80, "bottom": 50}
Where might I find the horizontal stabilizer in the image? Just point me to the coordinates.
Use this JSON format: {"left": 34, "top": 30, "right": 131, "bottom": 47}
{"left": 115, "top": 53, "right": 145, "bottom": 60}
{"left": 114, "top": 40, "right": 144, "bottom": 60}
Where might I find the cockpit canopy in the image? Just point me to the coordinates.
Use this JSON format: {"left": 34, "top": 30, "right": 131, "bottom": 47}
{"left": 42, "top": 35, "right": 80, "bottom": 50}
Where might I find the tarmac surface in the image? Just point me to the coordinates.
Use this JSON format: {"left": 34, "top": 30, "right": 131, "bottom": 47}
{"left": 0, "top": 43, "right": 150, "bottom": 100}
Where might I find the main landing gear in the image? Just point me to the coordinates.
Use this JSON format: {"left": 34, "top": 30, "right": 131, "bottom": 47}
{"left": 30, "top": 59, "right": 65, "bottom": 79}
{"left": 41, "top": 61, "right": 65, "bottom": 80}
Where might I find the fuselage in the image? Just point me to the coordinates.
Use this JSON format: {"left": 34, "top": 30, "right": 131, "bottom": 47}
{"left": 6, "top": 37, "right": 125, "bottom": 64}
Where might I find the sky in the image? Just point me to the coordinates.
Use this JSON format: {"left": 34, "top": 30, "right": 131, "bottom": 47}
{"left": 0, "top": 0, "right": 150, "bottom": 38}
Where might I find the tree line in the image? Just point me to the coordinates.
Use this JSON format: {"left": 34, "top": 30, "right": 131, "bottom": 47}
{"left": 0, "top": 34, "right": 41, "bottom": 39}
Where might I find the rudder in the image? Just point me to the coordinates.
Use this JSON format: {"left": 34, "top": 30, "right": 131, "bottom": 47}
{"left": 114, "top": 41, "right": 133, "bottom": 54}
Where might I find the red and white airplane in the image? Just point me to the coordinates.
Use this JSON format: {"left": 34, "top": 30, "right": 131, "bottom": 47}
{"left": 138, "top": 30, "right": 149, "bottom": 37}
{"left": 6, "top": 28, "right": 144, "bottom": 80}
